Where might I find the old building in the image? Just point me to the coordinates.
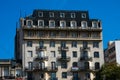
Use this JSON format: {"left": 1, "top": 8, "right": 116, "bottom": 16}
{"left": 15, "top": 9, "right": 104, "bottom": 80}
{"left": 104, "top": 40, "right": 120, "bottom": 64}
{"left": 0, "top": 59, "right": 22, "bottom": 80}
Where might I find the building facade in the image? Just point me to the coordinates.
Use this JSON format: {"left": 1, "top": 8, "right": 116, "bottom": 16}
{"left": 0, "top": 59, "right": 22, "bottom": 80}
{"left": 15, "top": 10, "right": 104, "bottom": 80}
{"left": 104, "top": 40, "right": 120, "bottom": 64}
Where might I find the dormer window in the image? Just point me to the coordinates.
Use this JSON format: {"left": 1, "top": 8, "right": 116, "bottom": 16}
{"left": 49, "top": 12, "right": 54, "bottom": 17}
{"left": 38, "top": 12, "right": 43, "bottom": 17}
{"left": 38, "top": 20, "right": 44, "bottom": 27}
{"left": 81, "top": 21, "right": 87, "bottom": 29}
{"left": 49, "top": 20, "right": 55, "bottom": 28}
{"left": 92, "top": 21, "right": 98, "bottom": 28}
{"left": 81, "top": 13, "right": 86, "bottom": 18}
{"left": 27, "top": 20, "right": 32, "bottom": 27}
{"left": 60, "top": 21, "right": 66, "bottom": 27}
{"left": 70, "top": 21, "right": 77, "bottom": 27}
{"left": 60, "top": 13, "right": 65, "bottom": 18}
{"left": 71, "top": 13, "right": 75, "bottom": 18}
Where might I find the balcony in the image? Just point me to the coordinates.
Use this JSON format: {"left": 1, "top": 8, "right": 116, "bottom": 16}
{"left": 79, "top": 66, "right": 94, "bottom": 72}
{"left": 71, "top": 67, "right": 80, "bottom": 72}
{"left": 34, "top": 56, "right": 48, "bottom": 61}
{"left": 80, "top": 47, "right": 90, "bottom": 51}
{"left": 71, "top": 66, "right": 95, "bottom": 72}
{"left": 33, "top": 66, "right": 47, "bottom": 72}
{"left": 22, "top": 25, "right": 102, "bottom": 31}
{"left": 58, "top": 47, "right": 69, "bottom": 51}
{"left": 24, "top": 67, "right": 33, "bottom": 72}
{"left": 79, "top": 56, "right": 92, "bottom": 61}
{"left": 47, "top": 67, "right": 58, "bottom": 72}
{"left": 57, "top": 56, "right": 71, "bottom": 62}
{"left": 36, "top": 46, "right": 46, "bottom": 51}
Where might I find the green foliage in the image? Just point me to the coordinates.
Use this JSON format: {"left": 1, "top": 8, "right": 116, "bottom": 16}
{"left": 94, "top": 63, "right": 120, "bottom": 80}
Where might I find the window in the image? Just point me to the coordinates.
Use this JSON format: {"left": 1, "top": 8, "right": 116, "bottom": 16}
{"left": 38, "top": 51, "right": 44, "bottom": 57}
{"left": 72, "top": 62, "right": 78, "bottom": 67}
{"left": 70, "top": 21, "right": 77, "bottom": 27}
{"left": 60, "top": 21, "right": 66, "bottom": 27}
{"left": 38, "top": 20, "right": 44, "bottom": 27}
{"left": 50, "top": 32, "right": 56, "bottom": 37}
{"left": 61, "top": 62, "right": 67, "bottom": 68}
{"left": 83, "top": 41, "right": 88, "bottom": 48}
{"left": 49, "top": 20, "right": 55, "bottom": 27}
{"left": 38, "top": 31, "right": 44, "bottom": 37}
{"left": 39, "top": 62, "right": 45, "bottom": 69}
{"left": 71, "top": 32, "right": 77, "bottom": 38}
{"left": 27, "top": 51, "right": 33, "bottom": 57}
{"left": 51, "top": 51, "right": 56, "bottom": 57}
{"left": 71, "top": 13, "right": 75, "bottom": 18}
{"left": 95, "top": 62, "right": 100, "bottom": 70}
{"left": 39, "top": 41, "right": 44, "bottom": 47}
{"left": 60, "top": 13, "right": 65, "bottom": 18}
{"left": 73, "top": 51, "right": 77, "bottom": 57}
{"left": 50, "top": 41, "right": 55, "bottom": 47}
{"left": 51, "top": 62, "right": 56, "bottom": 69}
{"left": 93, "top": 42, "right": 99, "bottom": 48}
{"left": 61, "top": 41, "right": 66, "bottom": 47}
{"left": 38, "top": 12, "right": 43, "bottom": 17}
{"left": 72, "top": 41, "right": 77, "bottom": 47}
{"left": 4, "top": 67, "right": 9, "bottom": 76}
{"left": 81, "top": 21, "right": 87, "bottom": 28}
{"left": 62, "top": 72, "right": 67, "bottom": 78}
{"left": 92, "top": 21, "right": 98, "bottom": 28}
{"left": 84, "top": 62, "right": 89, "bottom": 69}
{"left": 28, "top": 62, "right": 33, "bottom": 70}
{"left": 27, "top": 41, "right": 32, "bottom": 47}
{"left": 40, "top": 73, "right": 44, "bottom": 78}
{"left": 27, "top": 20, "right": 32, "bottom": 27}
{"left": 60, "top": 32, "right": 66, "bottom": 38}
{"left": 81, "top": 13, "right": 86, "bottom": 18}
{"left": 94, "top": 52, "right": 99, "bottom": 58}
{"left": 27, "top": 31, "right": 33, "bottom": 37}
{"left": 85, "top": 73, "right": 90, "bottom": 79}
{"left": 49, "top": 12, "right": 54, "bottom": 17}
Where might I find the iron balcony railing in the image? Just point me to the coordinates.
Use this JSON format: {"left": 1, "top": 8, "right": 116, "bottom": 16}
{"left": 58, "top": 46, "right": 69, "bottom": 51}
{"left": 57, "top": 56, "right": 71, "bottom": 62}
{"left": 34, "top": 56, "right": 48, "bottom": 61}
{"left": 79, "top": 56, "right": 92, "bottom": 61}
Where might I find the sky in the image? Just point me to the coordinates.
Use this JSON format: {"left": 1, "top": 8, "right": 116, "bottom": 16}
{"left": 0, "top": 0, "right": 120, "bottom": 59}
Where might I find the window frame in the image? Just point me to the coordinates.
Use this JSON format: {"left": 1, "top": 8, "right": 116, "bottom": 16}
{"left": 71, "top": 13, "right": 76, "bottom": 18}
{"left": 38, "top": 20, "right": 44, "bottom": 27}
{"left": 81, "top": 13, "right": 86, "bottom": 18}
{"left": 62, "top": 72, "right": 67, "bottom": 78}
{"left": 38, "top": 12, "right": 43, "bottom": 17}
{"left": 60, "top": 20, "right": 66, "bottom": 27}
{"left": 49, "top": 20, "right": 55, "bottom": 28}
{"left": 60, "top": 13, "right": 65, "bottom": 18}
{"left": 94, "top": 52, "right": 99, "bottom": 58}
{"left": 49, "top": 12, "right": 54, "bottom": 17}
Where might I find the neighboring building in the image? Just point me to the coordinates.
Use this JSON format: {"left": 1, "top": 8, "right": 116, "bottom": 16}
{"left": 15, "top": 9, "right": 104, "bottom": 80}
{"left": 104, "top": 40, "right": 120, "bottom": 64}
{"left": 0, "top": 59, "right": 22, "bottom": 80}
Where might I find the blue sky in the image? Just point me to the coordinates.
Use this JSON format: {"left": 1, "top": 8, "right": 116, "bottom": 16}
{"left": 0, "top": 0, "right": 120, "bottom": 59}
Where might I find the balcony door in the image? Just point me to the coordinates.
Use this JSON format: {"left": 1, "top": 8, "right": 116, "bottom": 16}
{"left": 73, "top": 73, "right": 78, "bottom": 80}
{"left": 61, "top": 51, "right": 66, "bottom": 58}
{"left": 38, "top": 51, "right": 44, "bottom": 57}
{"left": 51, "top": 62, "right": 56, "bottom": 69}
{"left": 83, "top": 51, "right": 88, "bottom": 58}
{"left": 50, "top": 73, "right": 56, "bottom": 80}
{"left": 84, "top": 62, "right": 89, "bottom": 69}
{"left": 83, "top": 41, "right": 88, "bottom": 48}
{"left": 39, "top": 62, "right": 45, "bottom": 69}
{"left": 61, "top": 41, "right": 66, "bottom": 48}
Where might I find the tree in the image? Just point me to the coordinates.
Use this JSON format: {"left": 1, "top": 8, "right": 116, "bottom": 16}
{"left": 94, "top": 63, "right": 120, "bottom": 80}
